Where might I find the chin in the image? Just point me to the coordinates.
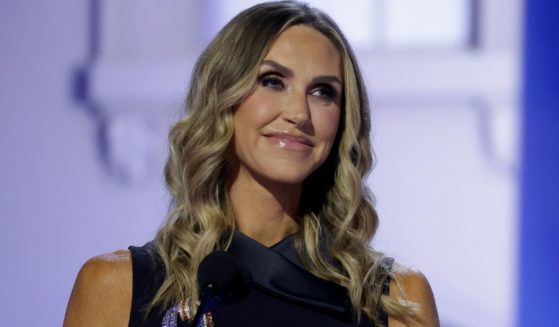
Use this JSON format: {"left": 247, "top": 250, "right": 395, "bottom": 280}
{"left": 258, "top": 166, "right": 316, "bottom": 185}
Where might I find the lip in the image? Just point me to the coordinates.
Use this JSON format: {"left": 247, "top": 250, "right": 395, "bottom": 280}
{"left": 263, "top": 132, "right": 314, "bottom": 151}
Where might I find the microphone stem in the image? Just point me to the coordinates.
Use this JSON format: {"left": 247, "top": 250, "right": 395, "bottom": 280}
{"left": 190, "top": 292, "right": 224, "bottom": 327}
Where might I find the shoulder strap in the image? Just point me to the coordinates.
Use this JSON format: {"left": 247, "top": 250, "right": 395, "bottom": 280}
{"left": 381, "top": 257, "right": 395, "bottom": 295}
{"left": 378, "top": 256, "right": 395, "bottom": 326}
{"left": 128, "top": 241, "right": 166, "bottom": 327}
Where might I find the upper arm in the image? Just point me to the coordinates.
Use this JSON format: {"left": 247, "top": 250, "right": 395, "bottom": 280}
{"left": 63, "top": 250, "right": 133, "bottom": 327}
{"left": 387, "top": 264, "right": 440, "bottom": 327}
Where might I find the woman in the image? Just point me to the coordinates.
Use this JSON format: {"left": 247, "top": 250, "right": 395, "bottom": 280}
{"left": 64, "top": 1, "right": 438, "bottom": 326}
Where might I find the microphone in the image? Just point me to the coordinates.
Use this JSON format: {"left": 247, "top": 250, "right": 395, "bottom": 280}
{"left": 190, "top": 250, "right": 252, "bottom": 326}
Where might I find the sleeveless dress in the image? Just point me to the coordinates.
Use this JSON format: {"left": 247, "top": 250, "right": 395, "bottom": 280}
{"left": 128, "top": 232, "right": 393, "bottom": 327}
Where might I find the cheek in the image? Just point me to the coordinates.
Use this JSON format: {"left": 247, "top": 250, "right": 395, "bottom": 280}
{"left": 234, "top": 90, "right": 282, "bottom": 128}
{"left": 314, "top": 108, "right": 341, "bottom": 143}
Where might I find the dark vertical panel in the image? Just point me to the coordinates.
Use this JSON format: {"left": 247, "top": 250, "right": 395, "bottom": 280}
{"left": 89, "top": 0, "right": 100, "bottom": 58}
{"left": 520, "top": 0, "right": 559, "bottom": 325}
{"left": 469, "top": 0, "right": 481, "bottom": 48}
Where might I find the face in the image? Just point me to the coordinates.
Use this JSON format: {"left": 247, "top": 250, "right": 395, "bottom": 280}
{"left": 231, "top": 25, "right": 342, "bottom": 185}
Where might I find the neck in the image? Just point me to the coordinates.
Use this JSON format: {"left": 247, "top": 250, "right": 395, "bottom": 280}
{"left": 228, "top": 171, "right": 300, "bottom": 247}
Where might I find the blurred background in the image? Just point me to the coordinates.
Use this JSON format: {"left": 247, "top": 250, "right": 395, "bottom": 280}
{"left": 0, "top": 0, "right": 557, "bottom": 326}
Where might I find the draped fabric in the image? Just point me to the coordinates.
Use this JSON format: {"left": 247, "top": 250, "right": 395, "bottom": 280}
{"left": 128, "top": 232, "right": 391, "bottom": 326}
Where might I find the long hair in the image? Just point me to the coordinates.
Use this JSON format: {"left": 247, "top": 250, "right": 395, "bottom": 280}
{"left": 153, "top": 1, "right": 415, "bottom": 324}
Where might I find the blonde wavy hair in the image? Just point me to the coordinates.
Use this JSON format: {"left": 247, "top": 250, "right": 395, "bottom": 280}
{"left": 153, "top": 1, "right": 415, "bottom": 324}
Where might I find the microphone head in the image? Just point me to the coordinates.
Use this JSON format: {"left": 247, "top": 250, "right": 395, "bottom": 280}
{"left": 197, "top": 250, "right": 252, "bottom": 304}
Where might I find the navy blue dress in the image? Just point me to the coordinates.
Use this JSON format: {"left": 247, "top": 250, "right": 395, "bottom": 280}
{"left": 128, "top": 232, "right": 392, "bottom": 327}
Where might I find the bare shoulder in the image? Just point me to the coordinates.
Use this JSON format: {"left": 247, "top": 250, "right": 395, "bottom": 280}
{"left": 63, "top": 250, "right": 133, "bottom": 327}
{"left": 388, "top": 262, "right": 440, "bottom": 327}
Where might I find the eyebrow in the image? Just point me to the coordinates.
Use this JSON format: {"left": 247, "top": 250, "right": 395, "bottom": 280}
{"left": 261, "top": 60, "right": 342, "bottom": 87}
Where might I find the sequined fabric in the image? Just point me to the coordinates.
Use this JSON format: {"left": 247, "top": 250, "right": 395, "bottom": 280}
{"left": 161, "top": 301, "right": 213, "bottom": 327}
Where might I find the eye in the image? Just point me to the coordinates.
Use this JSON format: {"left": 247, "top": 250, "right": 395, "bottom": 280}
{"left": 310, "top": 84, "right": 338, "bottom": 102}
{"left": 259, "top": 73, "right": 285, "bottom": 90}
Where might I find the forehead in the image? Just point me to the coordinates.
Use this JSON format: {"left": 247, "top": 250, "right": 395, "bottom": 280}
{"left": 263, "top": 25, "right": 342, "bottom": 78}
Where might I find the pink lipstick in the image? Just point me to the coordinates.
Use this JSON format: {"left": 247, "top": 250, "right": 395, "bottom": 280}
{"left": 263, "top": 133, "right": 313, "bottom": 151}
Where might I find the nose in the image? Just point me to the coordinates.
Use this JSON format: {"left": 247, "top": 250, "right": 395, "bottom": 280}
{"left": 282, "top": 91, "right": 311, "bottom": 128}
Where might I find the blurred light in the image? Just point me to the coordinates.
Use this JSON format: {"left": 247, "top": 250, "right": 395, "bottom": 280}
{"left": 384, "top": 0, "right": 472, "bottom": 48}
{"left": 209, "top": 0, "right": 472, "bottom": 49}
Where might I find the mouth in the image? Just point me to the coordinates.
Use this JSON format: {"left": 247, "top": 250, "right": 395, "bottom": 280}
{"left": 263, "top": 133, "right": 314, "bottom": 150}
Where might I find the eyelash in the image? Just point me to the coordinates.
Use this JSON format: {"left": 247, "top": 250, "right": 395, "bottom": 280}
{"left": 311, "top": 84, "right": 338, "bottom": 101}
{"left": 258, "top": 73, "right": 339, "bottom": 102}
{"left": 260, "top": 74, "right": 285, "bottom": 90}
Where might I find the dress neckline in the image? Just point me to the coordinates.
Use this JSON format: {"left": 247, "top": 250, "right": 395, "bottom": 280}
{"left": 228, "top": 231, "right": 353, "bottom": 321}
